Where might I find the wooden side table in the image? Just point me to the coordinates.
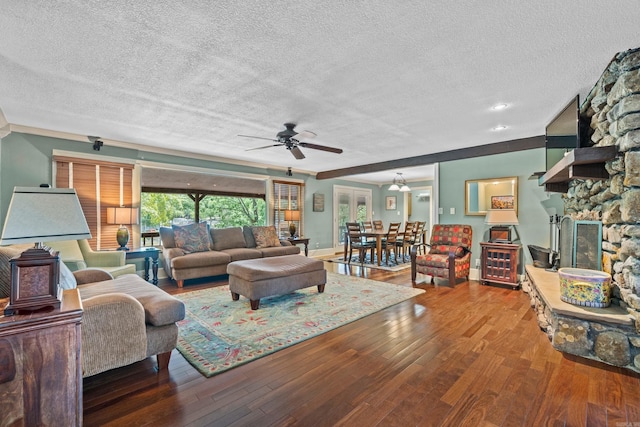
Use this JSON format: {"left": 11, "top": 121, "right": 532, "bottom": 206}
{"left": 0, "top": 289, "right": 83, "bottom": 426}
{"left": 480, "top": 241, "right": 521, "bottom": 289}
{"left": 125, "top": 247, "right": 160, "bottom": 285}
{"left": 288, "top": 237, "right": 310, "bottom": 256}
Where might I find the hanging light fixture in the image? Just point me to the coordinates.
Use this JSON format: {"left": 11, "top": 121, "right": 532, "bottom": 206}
{"left": 389, "top": 173, "right": 411, "bottom": 192}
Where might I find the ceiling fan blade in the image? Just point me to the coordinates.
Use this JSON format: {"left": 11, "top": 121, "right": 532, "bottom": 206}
{"left": 245, "top": 144, "right": 281, "bottom": 151}
{"left": 293, "top": 130, "right": 317, "bottom": 140}
{"left": 238, "top": 134, "right": 278, "bottom": 142}
{"left": 290, "top": 146, "right": 306, "bottom": 159}
{"left": 298, "top": 142, "right": 343, "bottom": 154}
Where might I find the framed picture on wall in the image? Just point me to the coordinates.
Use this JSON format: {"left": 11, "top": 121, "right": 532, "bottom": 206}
{"left": 491, "top": 195, "right": 514, "bottom": 209}
{"left": 385, "top": 196, "right": 397, "bottom": 210}
{"left": 313, "top": 193, "right": 325, "bottom": 212}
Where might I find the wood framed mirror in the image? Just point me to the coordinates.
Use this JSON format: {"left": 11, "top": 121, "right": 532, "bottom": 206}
{"left": 464, "top": 176, "right": 518, "bottom": 216}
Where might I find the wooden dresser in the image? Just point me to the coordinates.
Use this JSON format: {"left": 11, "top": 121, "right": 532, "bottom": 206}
{"left": 0, "top": 289, "right": 83, "bottom": 426}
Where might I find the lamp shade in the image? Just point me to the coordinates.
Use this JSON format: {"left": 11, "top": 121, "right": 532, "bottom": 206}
{"left": 106, "top": 207, "right": 139, "bottom": 225}
{"left": 284, "top": 210, "right": 300, "bottom": 221}
{"left": 485, "top": 209, "right": 519, "bottom": 225}
{"left": 0, "top": 187, "right": 92, "bottom": 245}
{"left": 389, "top": 172, "right": 410, "bottom": 192}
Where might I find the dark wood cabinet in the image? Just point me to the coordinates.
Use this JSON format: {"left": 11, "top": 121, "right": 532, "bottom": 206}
{"left": 480, "top": 242, "right": 521, "bottom": 289}
{"left": 0, "top": 289, "right": 83, "bottom": 426}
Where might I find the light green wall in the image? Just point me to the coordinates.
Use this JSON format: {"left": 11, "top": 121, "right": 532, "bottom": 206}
{"left": 1, "top": 132, "right": 564, "bottom": 266}
{"left": 438, "top": 147, "right": 564, "bottom": 266}
{"left": 0, "top": 132, "right": 383, "bottom": 252}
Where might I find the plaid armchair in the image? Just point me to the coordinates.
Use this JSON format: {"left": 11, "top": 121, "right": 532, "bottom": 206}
{"left": 410, "top": 224, "right": 473, "bottom": 286}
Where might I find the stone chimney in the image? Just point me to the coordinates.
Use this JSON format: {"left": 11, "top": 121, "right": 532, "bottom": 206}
{"left": 564, "top": 47, "right": 640, "bottom": 332}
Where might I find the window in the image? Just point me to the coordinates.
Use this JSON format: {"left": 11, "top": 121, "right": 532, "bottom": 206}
{"left": 140, "top": 192, "right": 266, "bottom": 230}
{"left": 55, "top": 156, "right": 134, "bottom": 250}
{"left": 271, "top": 181, "right": 304, "bottom": 238}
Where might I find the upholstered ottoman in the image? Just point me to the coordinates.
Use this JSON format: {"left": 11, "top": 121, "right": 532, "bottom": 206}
{"left": 227, "top": 255, "right": 326, "bottom": 309}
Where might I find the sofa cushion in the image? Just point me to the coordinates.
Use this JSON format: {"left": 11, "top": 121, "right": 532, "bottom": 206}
{"left": 243, "top": 226, "right": 257, "bottom": 248}
{"left": 220, "top": 247, "right": 262, "bottom": 262}
{"left": 159, "top": 226, "right": 176, "bottom": 249}
{"left": 259, "top": 245, "right": 301, "bottom": 257}
{"left": 210, "top": 227, "right": 247, "bottom": 251}
{"left": 252, "top": 226, "right": 281, "bottom": 249}
{"left": 429, "top": 245, "right": 467, "bottom": 257}
{"left": 78, "top": 273, "right": 185, "bottom": 326}
{"left": 172, "top": 222, "right": 210, "bottom": 253}
{"left": 171, "top": 250, "right": 231, "bottom": 270}
{"left": 59, "top": 261, "right": 78, "bottom": 289}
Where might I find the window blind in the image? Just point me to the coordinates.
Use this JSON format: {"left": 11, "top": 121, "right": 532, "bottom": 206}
{"left": 55, "top": 156, "right": 133, "bottom": 250}
{"left": 271, "top": 180, "right": 304, "bottom": 238}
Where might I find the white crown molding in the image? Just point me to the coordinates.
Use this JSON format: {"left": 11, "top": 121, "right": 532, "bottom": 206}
{"left": 8, "top": 123, "right": 318, "bottom": 177}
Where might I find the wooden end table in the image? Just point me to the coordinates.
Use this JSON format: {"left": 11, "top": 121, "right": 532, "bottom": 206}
{"left": 288, "top": 237, "right": 310, "bottom": 256}
{"left": 124, "top": 247, "right": 160, "bottom": 285}
{"left": 480, "top": 241, "right": 521, "bottom": 289}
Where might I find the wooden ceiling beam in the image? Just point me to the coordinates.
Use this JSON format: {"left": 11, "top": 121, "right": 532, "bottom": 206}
{"left": 315, "top": 135, "right": 545, "bottom": 180}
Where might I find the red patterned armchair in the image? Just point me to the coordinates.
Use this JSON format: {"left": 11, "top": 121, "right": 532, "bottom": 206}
{"left": 410, "top": 224, "right": 473, "bottom": 286}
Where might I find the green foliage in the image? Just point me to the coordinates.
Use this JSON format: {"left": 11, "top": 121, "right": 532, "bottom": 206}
{"left": 141, "top": 192, "right": 265, "bottom": 230}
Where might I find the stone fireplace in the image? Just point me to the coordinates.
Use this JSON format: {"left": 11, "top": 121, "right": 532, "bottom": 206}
{"left": 524, "top": 47, "right": 640, "bottom": 373}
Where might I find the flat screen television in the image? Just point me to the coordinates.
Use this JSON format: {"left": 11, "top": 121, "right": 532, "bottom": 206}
{"left": 545, "top": 95, "right": 584, "bottom": 171}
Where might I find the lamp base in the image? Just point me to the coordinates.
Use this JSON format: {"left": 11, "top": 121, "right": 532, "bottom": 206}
{"left": 116, "top": 226, "right": 130, "bottom": 251}
{"left": 4, "top": 247, "right": 61, "bottom": 316}
{"left": 289, "top": 222, "right": 297, "bottom": 238}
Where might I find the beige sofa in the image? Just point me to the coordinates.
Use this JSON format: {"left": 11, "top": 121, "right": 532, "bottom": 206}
{"left": 160, "top": 225, "right": 300, "bottom": 288}
{"left": 0, "top": 244, "right": 185, "bottom": 377}
{"left": 73, "top": 269, "right": 185, "bottom": 377}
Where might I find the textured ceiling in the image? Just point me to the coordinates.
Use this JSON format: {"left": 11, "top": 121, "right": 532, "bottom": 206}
{"left": 1, "top": 1, "right": 639, "bottom": 184}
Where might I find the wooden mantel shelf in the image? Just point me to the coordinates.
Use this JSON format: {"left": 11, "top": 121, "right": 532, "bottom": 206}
{"left": 539, "top": 146, "right": 617, "bottom": 192}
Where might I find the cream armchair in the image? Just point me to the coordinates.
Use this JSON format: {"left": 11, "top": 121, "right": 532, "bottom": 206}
{"left": 45, "top": 239, "right": 136, "bottom": 278}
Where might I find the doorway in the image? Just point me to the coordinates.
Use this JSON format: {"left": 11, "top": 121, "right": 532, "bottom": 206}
{"left": 333, "top": 185, "right": 372, "bottom": 251}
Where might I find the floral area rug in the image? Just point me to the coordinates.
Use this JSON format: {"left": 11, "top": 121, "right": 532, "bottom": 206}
{"left": 327, "top": 252, "right": 414, "bottom": 271}
{"left": 175, "top": 271, "right": 424, "bottom": 377}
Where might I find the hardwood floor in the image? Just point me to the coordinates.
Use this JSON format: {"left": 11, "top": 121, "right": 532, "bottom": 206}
{"left": 83, "top": 262, "right": 640, "bottom": 426}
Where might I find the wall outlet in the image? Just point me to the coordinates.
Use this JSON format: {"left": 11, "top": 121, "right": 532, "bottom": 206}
{"left": 475, "top": 259, "right": 480, "bottom": 268}
{"left": 315, "top": 242, "right": 320, "bottom": 248}
{"left": 450, "top": 207, "right": 456, "bottom": 215}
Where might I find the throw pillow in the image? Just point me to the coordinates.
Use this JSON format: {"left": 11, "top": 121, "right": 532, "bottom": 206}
{"left": 243, "top": 226, "right": 257, "bottom": 248}
{"left": 172, "top": 222, "right": 210, "bottom": 254}
{"left": 210, "top": 227, "right": 247, "bottom": 251}
{"left": 159, "top": 226, "right": 176, "bottom": 248}
{"left": 251, "top": 226, "right": 281, "bottom": 249}
{"left": 58, "top": 261, "right": 77, "bottom": 290}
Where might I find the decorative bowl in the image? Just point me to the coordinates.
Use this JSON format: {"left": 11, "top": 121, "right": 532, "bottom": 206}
{"left": 558, "top": 268, "right": 612, "bottom": 308}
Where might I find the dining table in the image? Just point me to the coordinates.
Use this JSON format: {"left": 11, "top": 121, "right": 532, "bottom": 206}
{"left": 343, "top": 229, "right": 388, "bottom": 266}
{"left": 343, "top": 227, "right": 428, "bottom": 266}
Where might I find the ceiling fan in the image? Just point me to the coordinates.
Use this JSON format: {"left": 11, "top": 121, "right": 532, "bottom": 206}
{"left": 238, "top": 123, "right": 343, "bottom": 159}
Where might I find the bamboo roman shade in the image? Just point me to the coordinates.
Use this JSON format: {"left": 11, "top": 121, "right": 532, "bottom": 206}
{"left": 55, "top": 156, "right": 134, "bottom": 250}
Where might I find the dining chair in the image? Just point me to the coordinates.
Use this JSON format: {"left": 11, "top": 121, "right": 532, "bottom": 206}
{"left": 372, "top": 220, "right": 384, "bottom": 231}
{"left": 346, "top": 222, "right": 375, "bottom": 264}
{"left": 381, "top": 222, "right": 401, "bottom": 264}
{"left": 411, "top": 221, "right": 427, "bottom": 255}
{"left": 362, "top": 221, "right": 373, "bottom": 232}
{"left": 395, "top": 221, "right": 415, "bottom": 262}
